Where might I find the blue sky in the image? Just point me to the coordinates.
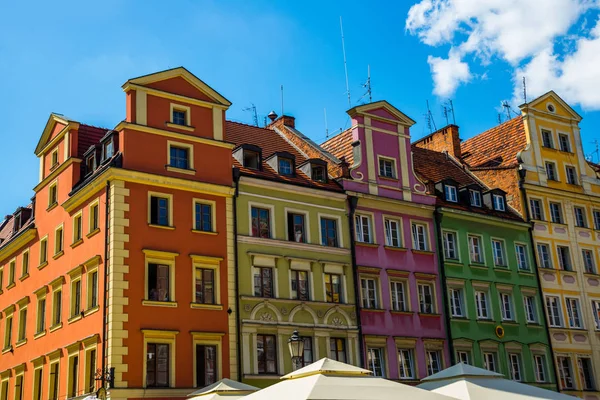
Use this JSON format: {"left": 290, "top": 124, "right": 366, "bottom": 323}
{"left": 2, "top": 0, "right": 600, "bottom": 216}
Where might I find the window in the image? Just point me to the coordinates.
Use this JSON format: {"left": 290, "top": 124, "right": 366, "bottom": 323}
{"left": 384, "top": 218, "right": 401, "bottom": 247}
{"left": 470, "top": 190, "right": 482, "bottom": 207}
{"left": 325, "top": 273, "right": 342, "bottom": 303}
{"left": 194, "top": 202, "right": 212, "bottom": 232}
{"left": 300, "top": 337, "right": 314, "bottom": 367}
{"left": 172, "top": 109, "right": 187, "bottom": 125}
{"left": 457, "top": 351, "right": 470, "bottom": 365}
{"left": 146, "top": 343, "right": 170, "bottom": 387}
{"left": 40, "top": 237, "right": 48, "bottom": 265}
{"left": 3, "top": 315, "right": 12, "bottom": 349}
{"left": 468, "top": 235, "right": 483, "bottom": 264}
{"left": 443, "top": 231, "right": 458, "bottom": 260}
{"left": 566, "top": 298, "right": 583, "bottom": 328}
{"left": 546, "top": 162, "right": 558, "bottom": 181}
{"left": 557, "top": 356, "right": 575, "bottom": 390}
{"left": 483, "top": 352, "right": 497, "bottom": 372}
{"left": 500, "top": 292, "right": 513, "bottom": 321}
{"left": 566, "top": 166, "right": 578, "bottom": 185}
{"left": 21, "top": 251, "right": 29, "bottom": 277}
{"left": 593, "top": 300, "right": 600, "bottom": 330}
{"left": 492, "top": 239, "right": 506, "bottom": 266}
{"left": 559, "top": 133, "right": 571, "bottom": 152}
{"left": 574, "top": 207, "right": 587, "bottom": 227}
{"left": 475, "top": 291, "right": 489, "bottom": 319}
{"left": 546, "top": 296, "right": 563, "bottom": 327}
{"left": 278, "top": 158, "right": 293, "bottom": 175}
{"left": 524, "top": 296, "right": 537, "bottom": 323}
{"left": 412, "top": 223, "right": 428, "bottom": 251}
{"left": 51, "top": 148, "right": 59, "bottom": 167}
{"left": 33, "top": 367, "right": 43, "bottom": 400}
{"left": 54, "top": 226, "right": 64, "bottom": 255}
{"left": 444, "top": 185, "right": 458, "bottom": 202}
{"left": 311, "top": 166, "right": 326, "bottom": 182}
{"left": 251, "top": 207, "right": 271, "bottom": 239}
{"left": 0, "top": 268, "right": 3, "bottom": 291}
{"left": 256, "top": 334, "right": 277, "bottom": 374}
{"left": 86, "top": 154, "right": 96, "bottom": 174}
{"left": 48, "top": 182, "right": 58, "bottom": 207}
{"left": 509, "top": 353, "right": 522, "bottom": 381}
{"left": 367, "top": 348, "right": 385, "bottom": 377}
{"left": 104, "top": 139, "right": 114, "bottom": 159}
{"left": 329, "top": 338, "right": 347, "bottom": 363}
{"left": 390, "top": 281, "right": 407, "bottom": 312}
{"left": 36, "top": 298, "right": 46, "bottom": 334}
{"left": 537, "top": 243, "right": 552, "bottom": 269}
{"left": 290, "top": 270, "right": 309, "bottom": 301}
{"left": 73, "top": 213, "right": 82, "bottom": 243}
{"left": 398, "top": 349, "right": 415, "bottom": 379}
{"left": 515, "top": 244, "right": 529, "bottom": 271}
{"left": 194, "top": 268, "right": 215, "bottom": 304}
{"left": 379, "top": 158, "right": 395, "bottom": 178}
{"left": 14, "top": 375, "right": 23, "bottom": 400}
{"left": 90, "top": 201, "right": 99, "bottom": 232}
{"left": 88, "top": 271, "right": 98, "bottom": 309}
{"left": 169, "top": 146, "right": 190, "bottom": 169}
{"left": 70, "top": 279, "right": 81, "bottom": 317}
{"left": 150, "top": 195, "right": 170, "bottom": 227}
{"left": 68, "top": 355, "right": 79, "bottom": 397}
{"left": 17, "top": 307, "right": 26, "bottom": 342}
{"left": 578, "top": 357, "right": 596, "bottom": 390}
{"left": 195, "top": 345, "right": 217, "bottom": 387}
{"left": 254, "top": 267, "right": 273, "bottom": 298}
{"left": 557, "top": 246, "right": 572, "bottom": 271}
{"left": 52, "top": 290, "right": 62, "bottom": 326}
{"left": 8, "top": 260, "right": 15, "bottom": 286}
{"left": 493, "top": 194, "right": 505, "bottom": 211}
{"left": 85, "top": 349, "right": 97, "bottom": 393}
{"left": 361, "top": 278, "right": 378, "bottom": 309}
{"left": 530, "top": 199, "right": 544, "bottom": 220}
{"left": 1, "top": 379, "right": 7, "bottom": 400}
{"left": 426, "top": 351, "right": 442, "bottom": 375}
{"left": 287, "top": 213, "right": 306, "bottom": 243}
{"left": 321, "top": 218, "right": 339, "bottom": 247}
{"left": 534, "top": 355, "right": 547, "bottom": 382}
{"left": 583, "top": 250, "right": 596, "bottom": 274}
{"left": 449, "top": 288, "right": 464, "bottom": 317}
{"left": 243, "top": 150, "right": 260, "bottom": 169}
{"left": 549, "top": 202, "right": 563, "bottom": 223}
{"left": 541, "top": 129, "right": 554, "bottom": 148}
{"left": 418, "top": 283, "right": 434, "bottom": 314}
{"left": 49, "top": 362, "right": 59, "bottom": 400}
{"left": 594, "top": 210, "right": 600, "bottom": 230}
{"left": 148, "top": 263, "right": 170, "bottom": 301}
{"left": 355, "top": 215, "right": 372, "bottom": 243}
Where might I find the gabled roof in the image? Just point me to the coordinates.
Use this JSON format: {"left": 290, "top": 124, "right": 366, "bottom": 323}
{"left": 281, "top": 358, "right": 372, "bottom": 380}
{"left": 0, "top": 204, "right": 34, "bottom": 251}
{"left": 34, "top": 113, "right": 77, "bottom": 156}
{"left": 421, "top": 363, "right": 503, "bottom": 382}
{"left": 347, "top": 100, "right": 416, "bottom": 126}
{"left": 460, "top": 117, "right": 526, "bottom": 169}
{"left": 320, "top": 128, "right": 354, "bottom": 165}
{"left": 187, "top": 378, "right": 258, "bottom": 397}
{"left": 521, "top": 90, "right": 582, "bottom": 121}
{"left": 123, "top": 66, "right": 231, "bottom": 106}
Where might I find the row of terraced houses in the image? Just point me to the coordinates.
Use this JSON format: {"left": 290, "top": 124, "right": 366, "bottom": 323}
{"left": 1, "top": 67, "right": 599, "bottom": 400}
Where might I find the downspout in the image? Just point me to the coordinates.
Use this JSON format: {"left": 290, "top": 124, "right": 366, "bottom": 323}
{"left": 233, "top": 168, "right": 243, "bottom": 381}
{"left": 101, "top": 181, "right": 110, "bottom": 388}
{"left": 433, "top": 209, "right": 455, "bottom": 365}
{"left": 347, "top": 195, "right": 365, "bottom": 368}
{"left": 518, "top": 169, "right": 560, "bottom": 388}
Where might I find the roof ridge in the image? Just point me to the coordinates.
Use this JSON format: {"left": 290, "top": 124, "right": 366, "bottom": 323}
{"left": 321, "top": 127, "right": 352, "bottom": 147}
{"left": 226, "top": 119, "right": 273, "bottom": 131}
{"left": 461, "top": 116, "right": 521, "bottom": 146}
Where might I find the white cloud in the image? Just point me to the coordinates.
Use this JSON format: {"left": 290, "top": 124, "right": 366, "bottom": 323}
{"left": 406, "top": 0, "right": 600, "bottom": 106}
{"left": 428, "top": 51, "right": 471, "bottom": 97}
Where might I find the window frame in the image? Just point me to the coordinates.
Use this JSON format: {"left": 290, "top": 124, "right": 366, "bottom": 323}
{"left": 192, "top": 332, "right": 222, "bottom": 388}
{"left": 192, "top": 199, "right": 216, "bottom": 233}
{"left": 594, "top": 209, "right": 600, "bottom": 230}
{"left": 329, "top": 337, "right": 348, "bottom": 363}
{"left": 360, "top": 276, "right": 380, "bottom": 309}
{"left": 499, "top": 291, "right": 514, "bottom": 321}
{"left": 491, "top": 238, "right": 507, "bottom": 267}
{"left": 169, "top": 103, "right": 192, "bottom": 127}
{"left": 319, "top": 214, "right": 342, "bottom": 248}
{"left": 142, "top": 330, "right": 177, "bottom": 388}
{"left": 508, "top": 353, "right": 523, "bottom": 382}
{"left": 286, "top": 209, "right": 309, "bottom": 244}
{"left": 367, "top": 347, "right": 386, "bottom": 377}
{"left": 325, "top": 272, "right": 343, "bottom": 304}
{"left": 582, "top": 249, "right": 596, "bottom": 274}
{"left": 557, "top": 245, "right": 572, "bottom": 271}
{"left": 565, "top": 297, "right": 583, "bottom": 329}
{"left": 515, "top": 243, "right": 530, "bottom": 271}
{"left": 54, "top": 224, "right": 64, "bottom": 257}
{"left": 355, "top": 213, "right": 373, "bottom": 244}
{"left": 474, "top": 289, "right": 490, "bottom": 320}
{"left": 534, "top": 354, "right": 547, "bottom": 383}
{"left": 417, "top": 281, "right": 436, "bottom": 314}
{"left": 383, "top": 216, "right": 403, "bottom": 248}
{"left": 492, "top": 194, "right": 506, "bottom": 211}
{"left": 167, "top": 141, "right": 195, "bottom": 172}
{"left": 256, "top": 334, "right": 278, "bottom": 374}
{"left": 546, "top": 296, "right": 563, "bottom": 327}
{"left": 536, "top": 242, "right": 552, "bottom": 269}
{"left": 253, "top": 266, "right": 275, "bottom": 298}
{"left": 578, "top": 357, "right": 596, "bottom": 391}
{"left": 390, "top": 279, "right": 409, "bottom": 312}
{"left": 541, "top": 129, "right": 554, "bottom": 149}
{"left": 411, "top": 221, "right": 430, "bottom": 251}
{"left": 557, "top": 356, "right": 575, "bottom": 390}
{"left": 250, "top": 203, "right": 274, "bottom": 239}
{"left": 545, "top": 161, "right": 558, "bottom": 181}
{"left": 448, "top": 286, "right": 465, "bottom": 318}
{"left": 191, "top": 255, "right": 221, "bottom": 307}
{"left": 442, "top": 230, "right": 459, "bottom": 261}
{"left": 529, "top": 198, "right": 544, "bottom": 221}
{"left": 592, "top": 300, "right": 600, "bottom": 330}
{"left": 148, "top": 192, "right": 174, "bottom": 228}
{"left": 444, "top": 184, "right": 458, "bottom": 202}
{"left": 143, "top": 249, "right": 178, "bottom": 305}
{"left": 378, "top": 156, "right": 396, "bottom": 179}
{"left": 397, "top": 348, "right": 415, "bottom": 379}
{"left": 72, "top": 211, "right": 83, "bottom": 245}
{"left": 558, "top": 133, "right": 571, "bottom": 152}
{"left": 426, "top": 350, "right": 443, "bottom": 376}
{"left": 86, "top": 266, "right": 99, "bottom": 311}
{"left": 88, "top": 199, "right": 100, "bottom": 234}
{"left": 469, "top": 189, "right": 482, "bottom": 207}
{"left": 566, "top": 165, "right": 578, "bottom": 185}
{"left": 468, "top": 234, "right": 485, "bottom": 264}
{"left": 523, "top": 295, "right": 538, "bottom": 323}
{"left": 483, "top": 351, "right": 498, "bottom": 372}
{"left": 48, "top": 180, "right": 58, "bottom": 209}
{"left": 574, "top": 206, "right": 587, "bottom": 228}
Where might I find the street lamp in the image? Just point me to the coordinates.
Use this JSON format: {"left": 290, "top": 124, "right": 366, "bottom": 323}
{"left": 288, "top": 330, "right": 305, "bottom": 371}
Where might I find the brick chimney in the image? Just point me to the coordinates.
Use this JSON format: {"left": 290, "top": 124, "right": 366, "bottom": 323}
{"left": 268, "top": 115, "right": 295, "bottom": 130}
{"left": 413, "top": 124, "right": 461, "bottom": 159}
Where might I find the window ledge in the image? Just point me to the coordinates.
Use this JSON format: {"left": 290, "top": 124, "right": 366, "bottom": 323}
{"left": 356, "top": 242, "right": 379, "bottom": 248}
{"left": 383, "top": 246, "right": 407, "bottom": 252}
{"left": 15, "top": 339, "right": 26, "bottom": 348}
{"left": 517, "top": 270, "right": 534, "bottom": 275}
{"left": 68, "top": 314, "right": 83, "bottom": 324}
{"left": 476, "top": 318, "right": 495, "bottom": 323}
{"left": 38, "top": 261, "right": 48, "bottom": 270}
{"left": 444, "top": 259, "right": 461, "bottom": 266}
{"left": 493, "top": 266, "right": 511, "bottom": 273}
{"left": 166, "top": 122, "right": 195, "bottom": 131}
{"left": 49, "top": 323, "right": 63, "bottom": 333}
{"left": 19, "top": 273, "right": 29, "bottom": 282}
{"left": 191, "top": 229, "right": 218, "bottom": 236}
{"left": 53, "top": 251, "right": 64, "bottom": 260}
{"left": 84, "top": 305, "right": 100, "bottom": 316}
{"left": 419, "top": 312, "right": 441, "bottom": 317}
{"left": 378, "top": 175, "right": 398, "bottom": 181}
{"left": 47, "top": 202, "right": 58, "bottom": 212}
{"left": 390, "top": 310, "right": 414, "bottom": 315}
{"left": 34, "top": 330, "right": 46, "bottom": 340}
{"left": 501, "top": 320, "right": 519, "bottom": 326}
{"left": 86, "top": 228, "right": 101, "bottom": 239}
{"left": 165, "top": 166, "right": 196, "bottom": 175}
{"left": 148, "top": 224, "right": 175, "bottom": 230}
{"left": 412, "top": 249, "right": 434, "bottom": 255}
{"left": 190, "top": 303, "right": 223, "bottom": 310}
{"left": 362, "top": 308, "right": 386, "bottom": 313}
{"left": 6, "top": 282, "right": 16, "bottom": 290}
{"left": 142, "top": 300, "right": 178, "bottom": 308}
{"left": 1, "top": 347, "right": 12, "bottom": 354}
{"left": 584, "top": 272, "right": 600, "bottom": 277}
{"left": 70, "top": 239, "right": 83, "bottom": 249}
{"left": 527, "top": 323, "right": 542, "bottom": 328}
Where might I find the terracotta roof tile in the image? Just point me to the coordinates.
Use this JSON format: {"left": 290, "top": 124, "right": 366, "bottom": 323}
{"left": 0, "top": 204, "right": 34, "bottom": 251}
{"left": 77, "top": 124, "right": 110, "bottom": 158}
{"left": 460, "top": 117, "right": 526, "bottom": 168}
{"left": 320, "top": 129, "right": 354, "bottom": 165}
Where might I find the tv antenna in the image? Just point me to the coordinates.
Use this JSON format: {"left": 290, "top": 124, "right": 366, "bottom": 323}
{"left": 442, "top": 105, "right": 449, "bottom": 125}
{"left": 340, "top": 16, "right": 351, "bottom": 107}
{"left": 448, "top": 100, "right": 456, "bottom": 124}
{"left": 281, "top": 85, "right": 284, "bottom": 116}
{"left": 501, "top": 101, "right": 512, "bottom": 121}
{"left": 590, "top": 139, "right": 600, "bottom": 163}
{"left": 359, "top": 64, "right": 372, "bottom": 104}
{"left": 523, "top": 76, "right": 527, "bottom": 104}
{"left": 425, "top": 100, "right": 437, "bottom": 134}
{"left": 242, "top": 103, "right": 259, "bottom": 127}
{"left": 324, "top": 108, "right": 329, "bottom": 138}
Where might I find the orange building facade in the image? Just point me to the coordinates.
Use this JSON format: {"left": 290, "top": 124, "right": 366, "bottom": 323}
{"left": 0, "top": 68, "right": 237, "bottom": 400}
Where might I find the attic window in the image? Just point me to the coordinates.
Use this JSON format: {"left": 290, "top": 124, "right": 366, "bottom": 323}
{"left": 444, "top": 185, "right": 458, "bottom": 202}
{"left": 244, "top": 150, "right": 260, "bottom": 170}
{"left": 469, "top": 189, "right": 482, "bottom": 207}
{"left": 86, "top": 154, "right": 96, "bottom": 174}
{"left": 13, "top": 213, "right": 21, "bottom": 232}
{"left": 51, "top": 148, "right": 59, "bottom": 169}
{"left": 103, "top": 139, "right": 114, "bottom": 160}
{"left": 278, "top": 158, "right": 293, "bottom": 176}
{"left": 172, "top": 109, "right": 186, "bottom": 125}
{"left": 312, "top": 166, "right": 326, "bottom": 182}
{"left": 493, "top": 194, "right": 506, "bottom": 211}
{"left": 547, "top": 103, "right": 556, "bottom": 113}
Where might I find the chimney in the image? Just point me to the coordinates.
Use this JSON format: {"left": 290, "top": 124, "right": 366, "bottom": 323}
{"left": 340, "top": 157, "right": 351, "bottom": 179}
{"left": 413, "top": 124, "right": 462, "bottom": 159}
{"left": 267, "top": 114, "right": 296, "bottom": 130}
{"left": 268, "top": 111, "right": 278, "bottom": 122}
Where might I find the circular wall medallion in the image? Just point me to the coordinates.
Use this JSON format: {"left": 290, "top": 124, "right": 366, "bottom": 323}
{"left": 495, "top": 325, "right": 505, "bottom": 338}
{"left": 547, "top": 103, "right": 556, "bottom": 113}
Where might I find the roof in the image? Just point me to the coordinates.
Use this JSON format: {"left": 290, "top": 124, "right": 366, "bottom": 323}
{"left": 77, "top": 124, "right": 111, "bottom": 158}
{"left": 0, "top": 205, "right": 34, "bottom": 251}
{"left": 421, "top": 363, "right": 502, "bottom": 382}
{"left": 460, "top": 117, "right": 526, "bottom": 169}
{"left": 282, "top": 358, "right": 372, "bottom": 380}
{"left": 320, "top": 128, "right": 354, "bottom": 165}
{"left": 226, "top": 121, "right": 343, "bottom": 192}
{"left": 188, "top": 378, "right": 258, "bottom": 397}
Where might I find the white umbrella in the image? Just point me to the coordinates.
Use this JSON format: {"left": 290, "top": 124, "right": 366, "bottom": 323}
{"left": 243, "top": 358, "right": 458, "bottom": 400}
{"left": 418, "top": 363, "right": 576, "bottom": 400}
{"left": 187, "top": 378, "right": 259, "bottom": 400}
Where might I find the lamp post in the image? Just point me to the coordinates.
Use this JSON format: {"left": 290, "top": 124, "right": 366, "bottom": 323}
{"left": 288, "top": 330, "right": 305, "bottom": 371}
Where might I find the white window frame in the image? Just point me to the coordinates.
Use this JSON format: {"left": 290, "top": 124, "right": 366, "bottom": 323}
{"left": 378, "top": 156, "right": 396, "bottom": 179}
{"left": 566, "top": 165, "right": 578, "bottom": 185}
{"left": 566, "top": 297, "right": 583, "bottom": 328}
{"left": 592, "top": 300, "right": 600, "bottom": 330}
{"left": 483, "top": 352, "right": 497, "bottom": 372}
{"left": 524, "top": 295, "right": 538, "bottom": 323}
{"left": 383, "top": 217, "right": 402, "bottom": 248}
{"left": 582, "top": 249, "right": 596, "bottom": 274}
{"left": 574, "top": 206, "right": 587, "bottom": 228}
{"left": 360, "top": 277, "right": 379, "bottom": 309}
{"left": 475, "top": 290, "right": 490, "bottom": 319}
{"left": 442, "top": 231, "right": 459, "bottom": 260}
{"left": 508, "top": 353, "right": 522, "bottom": 381}
{"left": 499, "top": 292, "right": 514, "bottom": 321}
{"left": 534, "top": 354, "right": 547, "bottom": 383}
{"left": 469, "top": 190, "right": 482, "bottom": 207}
{"left": 546, "top": 296, "right": 563, "bottom": 327}
{"left": 397, "top": 348, "right": 415, "bottom": 379}
{"left": 493, "top": 194, "right": 505, "bottom": 211}
{"left": 390, "top": 280, "right": 408, "bottom": 312}
{"left": 529, "top": 198, "right": 544, "bottom": 221}
{"left": 355, "top": 214, "right": 373, "bottom": 244}
{"left": 418, "top": 282, "right": 436, "bottom": 314}
{"left": 444, "top": 185, "right": 458, "bottom": 202}
{"left": 491, "top": 239, "right": 506, "bottom": 267}
{"left": 468, "top": 234, "right": 484, "bottom": 264}
{"left": 411, "top": 222, "right": 429, "bottom": 251}
{"left": 449, "top": 287, "right": 465, "bottom": 317}
{"left": 515, "top": 243, "right": 529, "bottom": 271}
{"left": 537, "top": 243, "right": 552, "bottom": 269}
{"left": 546, "top": 161, "right": 558, "bottom": 181}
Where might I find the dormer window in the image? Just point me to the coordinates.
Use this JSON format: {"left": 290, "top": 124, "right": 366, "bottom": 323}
{"left": 445, "top": 185, "right": 458, "bottom": 202}
{"left": 104, "top": 139, "right": 114, "bottom": 159}
{"left": 312, "top": 166, "right": 326, "bottom": 182}
{"left": 278, "top": 158, "right": 293, "bottom": 176}
{"left": 244, "top": 150, "right": 260, "bottom": 170}
{"left": 469, "top": 189, "right": 482, "bottom": 207}
{"left": 493, "top": 194, "right": 505, "bottom": 211}
{"left": 13, "top": 213, "right": 21, "bottom": 232}
{"left": 86, "top": 154, "right": 96, "bottom": 174}
{"left": 172, "top": 109, "right": 186, "bottom": 125}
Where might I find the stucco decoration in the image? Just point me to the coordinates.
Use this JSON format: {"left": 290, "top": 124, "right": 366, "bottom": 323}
{"left": 249, "top": 301, "right": 283, "bottom": 322}
{"left": 323, "top": 306, "right": 351, "bottom": 327}
{"left": 288, "top": 304, "right": 318, "bottom": 325}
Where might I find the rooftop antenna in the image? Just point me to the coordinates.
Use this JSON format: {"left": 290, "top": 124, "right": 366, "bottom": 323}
{"left": 502, "top": 101, "right": 511, "bottom": 121}
{"left": 362, "top": 65, "right": 372, "bottom": 103}
{"left": 523, "top": 76, "right": 527, "bottom": 104}
{"left": 497, "top": 113, "right": 502, "bottom": 125}
{"left": 340, "top": 16, "right": 351, "bottom": 107}
{"left": 442, "top": 104, "right": 449, "bottom": 125}
{"left": 242, "top": 103, "right": 259, "bottom": 127}
{"left": 263, "top": 116, "right": 267, "bottom": 127}
{"left": 448, "top": 100, "right": 456, "bottom": 124}
{"left": 324, "top": 108, "right": 329, "bottom": 138}
{"left": 281, "top": 85, "right": 284, "bottom": 116}
{"left": 590, "top": 139, "right": 600, "bottom": 163}
{"left": 426, "top": 100, "right": 437, "bottom": 133}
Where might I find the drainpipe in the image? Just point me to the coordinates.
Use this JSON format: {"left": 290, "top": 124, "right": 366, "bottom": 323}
{"left": 101, "top": 181, "right": 110, "bottom": 388}
{"left": 433, "top": 209, "right": 455, "bottom": 366}
{"left": 518, "top": 169, "right": 560, "bottom": 389}
{"left": 346, "top": 195, "right": 365, "bottom": 368}
{"left": 233, "top": 169, "right": 243, "bottom": 381}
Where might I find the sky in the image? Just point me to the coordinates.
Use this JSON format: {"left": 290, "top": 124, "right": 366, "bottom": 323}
{"left": 1, "top": 0, "right": 600, "bottom": 216}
